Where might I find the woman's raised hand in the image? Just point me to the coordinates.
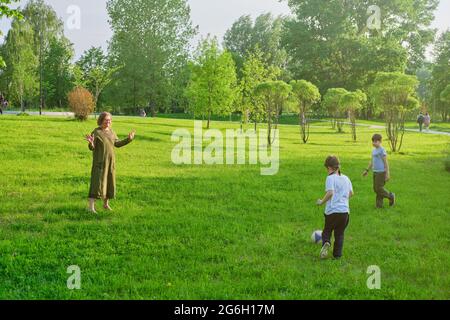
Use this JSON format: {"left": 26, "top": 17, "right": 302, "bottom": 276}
{"left": 128, "top": 129, "right": 136, "bottom": 141}
{"left": 86, "top": 134, "right": 95, "bottom": 146}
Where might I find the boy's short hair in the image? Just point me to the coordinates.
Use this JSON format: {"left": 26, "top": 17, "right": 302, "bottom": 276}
{"left": 324, "top": 155, "right": 340, "bottom": 170}
{"left": 372, "top": 134, "right": 383, "bottom": 142}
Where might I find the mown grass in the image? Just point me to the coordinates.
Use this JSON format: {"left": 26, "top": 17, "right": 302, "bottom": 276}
{"left": 0, "top": 115, "right": 449, "bottom": 300}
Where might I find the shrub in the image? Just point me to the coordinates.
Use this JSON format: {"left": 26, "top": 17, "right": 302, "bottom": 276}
{"left": 68, "top": 87, "right": 94, "bottom": 121}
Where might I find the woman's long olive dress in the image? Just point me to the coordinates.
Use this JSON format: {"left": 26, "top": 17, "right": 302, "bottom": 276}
{"left": 88, "top": 128, "right": 131, "bottom": 199}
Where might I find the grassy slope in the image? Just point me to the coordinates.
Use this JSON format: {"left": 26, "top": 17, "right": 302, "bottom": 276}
{"left": 0, "top": 115, "right": 449, "bottom": 300}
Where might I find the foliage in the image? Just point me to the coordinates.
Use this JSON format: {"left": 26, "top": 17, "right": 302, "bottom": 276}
{"left": 283, "top": 0, "right": 437, "bottom": 93}
{"left": 68, "top": 86, "right": 95, "bottom": 121}
{"left": 370, "top": 72, "right": 419, "bottom": 152}
{"left": 223, "top": 13, "right": 288, "bottom": 78}
{"left": 322, "top": 88, "right": 349, "bottom": 132}
{"left": 290, "top": 80, "right": 321, "bottom": 143}
{"left": 339, "top": 90, "right": 367, "bottom": 141}
{"left": 106, "top": 0, "right": 196, "bottom": 111}
{"left": 430, "top": 31, "right": 450, "bottom": 122}
{"left": 1, "top": 20, "right": 38, "bottom": 110}
{"left": 76, "top": 47, "right": 121, "bottom": 112}
{"left": 254, "top": 80, "right": 292, "bottom": 145}
{"left": 185, "top": 37, "right": 238, "bottom": 129}
{"left": 238, "top": 48, "right": 279, "bottom": 129}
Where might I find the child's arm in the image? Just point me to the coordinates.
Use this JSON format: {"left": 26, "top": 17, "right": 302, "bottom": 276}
{"left": 363, "top": 160, "right": 372, "bottom": 177}
{"left": 317, "top": 191, "right": 333, "bottom": 206}
{"left": 383, "top": 156, "right": 390, "bottom": 181}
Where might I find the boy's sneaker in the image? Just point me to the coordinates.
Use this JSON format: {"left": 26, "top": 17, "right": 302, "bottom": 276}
{"left": 389, "top": 193, "right": 396, "bottom": 207}
{"left": 320, "top": 242, "right": 331, "bottom": 259}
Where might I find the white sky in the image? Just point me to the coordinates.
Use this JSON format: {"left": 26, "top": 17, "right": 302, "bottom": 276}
{"left": 0, "top": 0, "right": 449, "bottom": 60}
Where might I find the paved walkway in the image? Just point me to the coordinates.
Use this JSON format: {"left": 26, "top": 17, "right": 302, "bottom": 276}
{"left": 312, "top": 119, "right": 450, "bottom": 137}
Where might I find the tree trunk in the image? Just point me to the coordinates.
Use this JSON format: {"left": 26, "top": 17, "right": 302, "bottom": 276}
{"left": 299, "top": 110, "right": 309, "bottom": 144}
{"left": 207, "top": 110, "right": 211, "bottom": 129}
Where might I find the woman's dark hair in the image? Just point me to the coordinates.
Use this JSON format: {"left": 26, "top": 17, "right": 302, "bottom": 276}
{"left": 97, "top": 112, "right": 112, "bottom": 126}
{"left": 324, "top": 155, "right": 341, "bottom": 174}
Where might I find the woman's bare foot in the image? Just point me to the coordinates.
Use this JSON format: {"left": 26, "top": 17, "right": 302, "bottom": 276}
{"left": 103, "top": 199, "right": 112, "bottom": 211}
{"left": 88, "top": 198, "right": 97, "bottom": 214}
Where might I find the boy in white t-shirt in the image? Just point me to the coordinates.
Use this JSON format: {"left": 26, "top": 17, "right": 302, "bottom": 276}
{"left": 316, "top": 156, "right": 354, "bottom": 259}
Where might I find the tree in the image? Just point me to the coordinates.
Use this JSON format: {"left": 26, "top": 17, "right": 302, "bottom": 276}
{"left": 322, "top": 88, "right": 349, "bottom": 132}
{"left": 0, "top": 0, "right": 22, "bottom": 68}
{"left": 224, "top": 13, "right": 288, "bottom": 78}
{"left": 2, "top": 19, "right": 38, "bottom": 111}
{"left": 254, "top": 81, "right": 291, "bottom": 145}
{"left": 77, "top": 47, "right": 121, "bottom": 113}
{"left": 430, "top": 31, "right": 450, "bottom": 122}
{"left": 290, "top": 80, "right": 321, "bottom": 143}
{"left": 283, "top": 0, "right": 437, "bottom": 94}
{"left": 238, "top": 48, "right": 279, "bottom": 131}
{"left": 440, "top": 85, "right": 450, "bottom": 120}
{"left": 43, "top": 37, "right": 74, "bottom": 108}
{"left": 339, "top": 90, "right": 367, "bottom": 141}
{"left": 22, "top": 0, "right": 70, "bottom": 113}
{"left": 185, "top": 37, "right": 238, "bottom": 129}
{"left": 370, "top": 72, "right": 419, "bottom": 152}
{"left": 106, "top": 0, "right": 196, "bottom": 112}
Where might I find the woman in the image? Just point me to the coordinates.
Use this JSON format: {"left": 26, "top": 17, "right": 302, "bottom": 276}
{"left": 85, "top": 112, "right": 136, "bottom": 213}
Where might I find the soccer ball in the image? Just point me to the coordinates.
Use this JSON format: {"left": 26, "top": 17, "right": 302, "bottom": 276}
{"left": 311, "top": 230, "right": 323, "bottom": 244}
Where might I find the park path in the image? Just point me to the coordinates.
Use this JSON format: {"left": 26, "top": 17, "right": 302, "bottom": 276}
{"left": 3, "top": 111, "right": 450, "bottom": 137}
{"left": 310, "top": 119, "right": 450, "bottom": 137}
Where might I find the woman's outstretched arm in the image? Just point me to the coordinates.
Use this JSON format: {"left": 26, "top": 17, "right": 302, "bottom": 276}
{"left": 114, "top": 130, "right": 135, "bottom": 148}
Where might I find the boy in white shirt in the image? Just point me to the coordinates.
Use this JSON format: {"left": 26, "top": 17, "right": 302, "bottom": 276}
{"left": 316, "top": 156, "right": 354, "bottom": 259}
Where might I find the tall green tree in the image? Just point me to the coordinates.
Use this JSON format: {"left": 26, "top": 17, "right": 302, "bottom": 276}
{"left": 254, "top": 81, "right": 292, "bottom": 145}
{"left": 0, "top": 0, "right": 22, "bottom": 68}
{"left": 224, "top": 13, "right": 288, "bottom": 78}
{"left": 440, "top": 85, "right": 450, "bottom": 121}
{"left": 430, "top": 31, "right": 450, "bottom": 122}
{"left": 322, "top": 88, "right": 349, "bottom": 132}
{"left": 106, "top": 0, "right": 196, "bottom": 111}
{"left": 76, "top": 47, "right": 121, "bottom": 112}
{"left": 2, "top": 20, "right": 38, "bottom": 110}
{"left": 185, "top": 37, "right": 238, "bottom": 129}
{"left": 22, "top": 0, "right": 71, "bottom": 111}
{"left": 43, "top": 37, "right": 73, "bottom": 108}
{"left": 339, "top": 90, "right": 367, "bottom": 141}
{"left": 283, "top": 0, "right": 437, "bottom": 93}
{"left": 238, "top": 48, "right": 279, "bottom": 130}
{"left": 290, "top": 80, "right": 321, "bottom": 143}
{"left": 370, "top": 72, "right": 419, "bottom": 152}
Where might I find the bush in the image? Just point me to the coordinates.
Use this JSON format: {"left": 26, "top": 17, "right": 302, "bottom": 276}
{"left": 68, "top": 87, "right": 94, "bottom": 121}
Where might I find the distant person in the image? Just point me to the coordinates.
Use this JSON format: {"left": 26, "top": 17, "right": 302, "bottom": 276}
{"left": 316, "top": 156, "right": 353, "bottom": 260}
{"left": 363, "top": 134, "right": 395, "bottom": 209}
{"left": 424, "top": 112, "right": 431, "bottom": 132}
{"left": 85, "top": 112, "right": 136, "bottom": 214}
{"left": 140, "top": 109, "right": 147, "bottom": 117}
{"left": 417, "top": 112, "right": 425, "bottom": 132}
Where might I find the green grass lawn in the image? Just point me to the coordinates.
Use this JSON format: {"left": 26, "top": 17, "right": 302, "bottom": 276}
{"left": 0, "top": 115, "right": 449, "bottom": 300}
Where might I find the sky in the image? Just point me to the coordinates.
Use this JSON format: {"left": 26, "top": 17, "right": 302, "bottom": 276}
{"left": 1, "top": 0, "right": 449, "bottom": 60}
